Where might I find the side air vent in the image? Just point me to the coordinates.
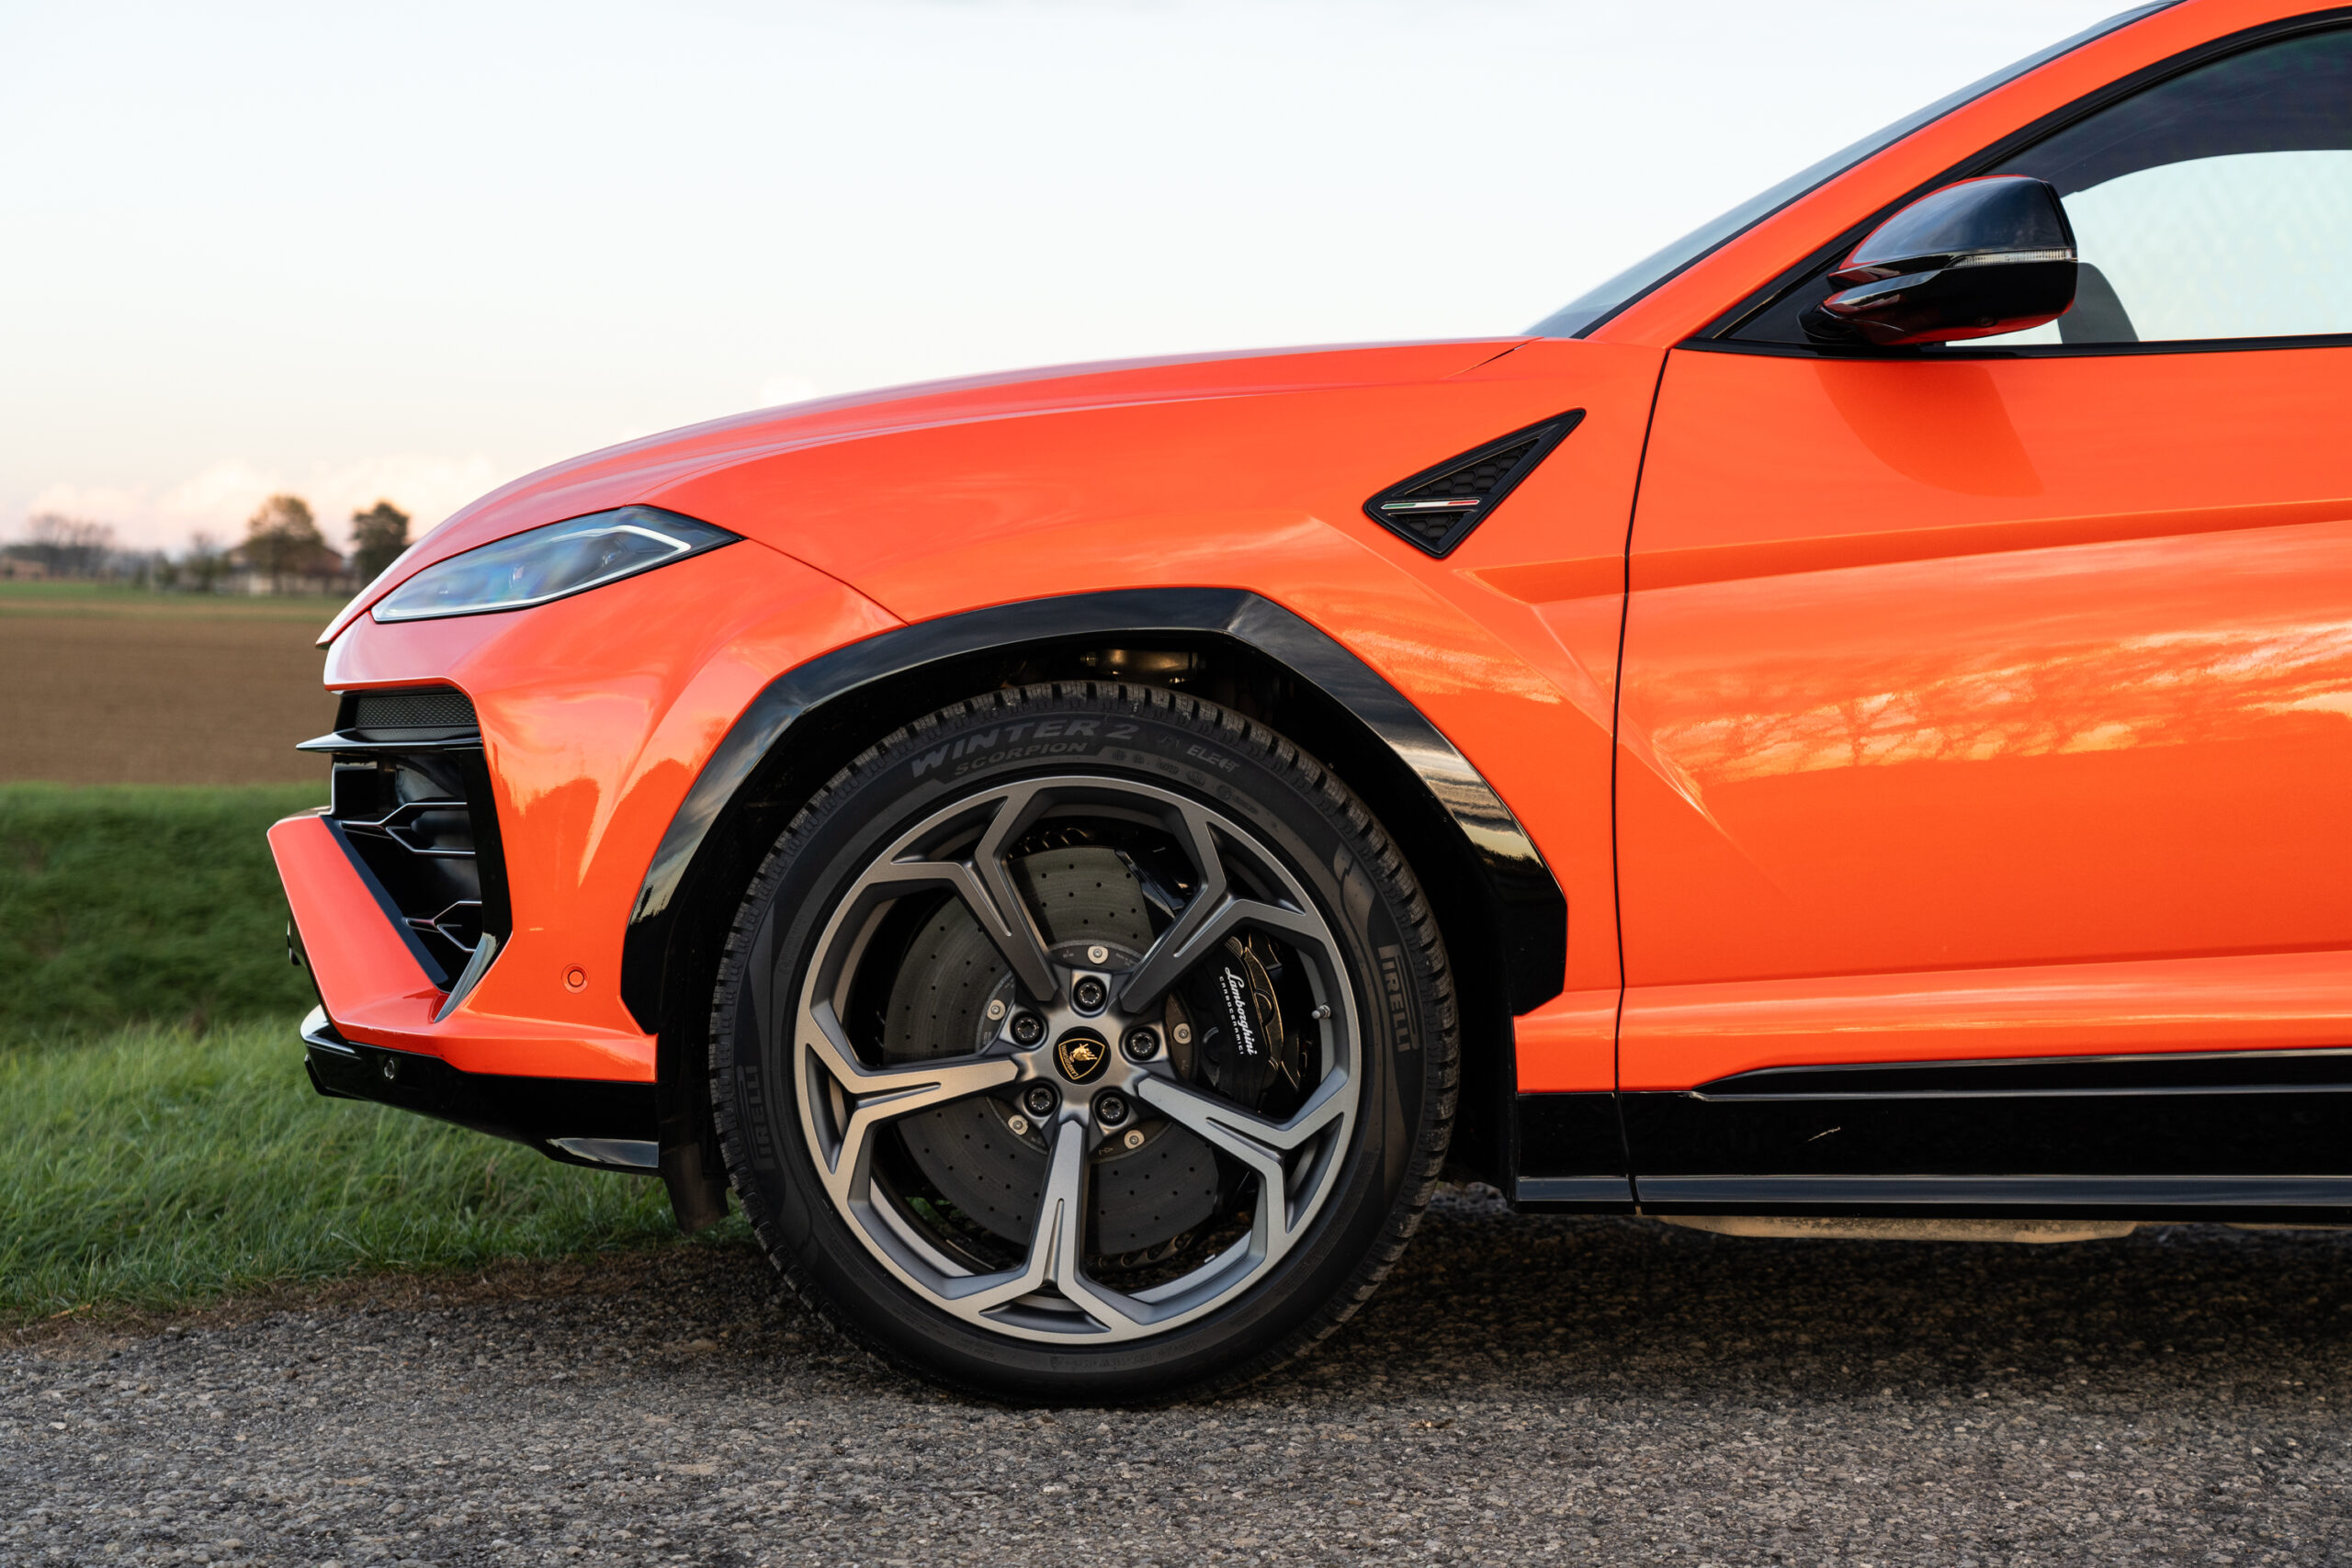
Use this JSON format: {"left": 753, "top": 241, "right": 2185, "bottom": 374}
{"left": 1363, "top": 409, "right": 1586, "bottom": 558}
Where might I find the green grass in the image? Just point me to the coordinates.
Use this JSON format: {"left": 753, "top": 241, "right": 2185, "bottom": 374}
{"left": 0, "top": 1018, "right": 703, "bottom": 1319}
{"left": 2, "top": 784, "right": 729, "bottom": 1320}
{"left": 0, "top": 581, "right": 347, "bottom": 618}
{"left": 0, "top": 784, "right": 325, "bottom": 1045}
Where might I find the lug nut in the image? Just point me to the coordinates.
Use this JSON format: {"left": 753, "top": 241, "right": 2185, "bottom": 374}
{"left": 1121, "top": 1025, "right": 1161, "bottom": 1062}
{"left": 1022, "top": 1083, "right": 1058, "bottom": 1120}
{"left": 1010, "top": 1010, "right": 1046, "bottom": 1046}
{"left": 1071, "top": 975, "right": 1109, "bottom": 1014}
{"left": 1095, "top": 1091, "right": 1130, "bottom": 1127}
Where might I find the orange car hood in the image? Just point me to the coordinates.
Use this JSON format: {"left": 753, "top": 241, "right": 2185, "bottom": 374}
{"left": 319, "top": 338, "right": 1531, "bottom": 644}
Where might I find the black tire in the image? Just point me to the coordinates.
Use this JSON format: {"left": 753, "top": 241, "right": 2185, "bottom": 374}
{"left": 708, "top": 681, "right": 1457, "bottom": 1403}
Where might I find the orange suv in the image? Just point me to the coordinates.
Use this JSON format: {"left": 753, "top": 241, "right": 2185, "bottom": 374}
{"left": 274, "top": 0, "right": 2352, "bottom": 1399}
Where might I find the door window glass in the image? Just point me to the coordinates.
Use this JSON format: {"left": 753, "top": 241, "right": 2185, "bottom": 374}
{"left": 1975, "top": 28, "right": 2352, "bottom": 344}
{"left": 1728, "top": 28, "right": 2352, "bottom": 348}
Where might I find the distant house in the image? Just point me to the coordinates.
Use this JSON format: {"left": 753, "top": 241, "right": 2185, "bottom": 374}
{"left": 224, "top": 544, "right": 351, "bottom": 596}
{"left": 0, "top": 556, "right": 50, "bottom": 581}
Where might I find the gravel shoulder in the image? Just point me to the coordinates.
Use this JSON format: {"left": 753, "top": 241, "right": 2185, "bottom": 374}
{"left": 6, "top": 1189, "right": 2351, "bottom": 1566}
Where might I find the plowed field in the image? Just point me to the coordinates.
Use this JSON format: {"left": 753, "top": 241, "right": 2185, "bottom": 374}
{"left": 0, "top": 588, "right": 341, "bottom": 784}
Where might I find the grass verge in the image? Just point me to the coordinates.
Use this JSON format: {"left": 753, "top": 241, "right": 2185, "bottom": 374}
{"left": 0, "top": 1016, "right": 732, "bottom": 1323}
{"left": 0, "top": 784, "right": 324, "bottom": 1043}
{"left": 0, "top": 581, "right": 348, "bottom": 619}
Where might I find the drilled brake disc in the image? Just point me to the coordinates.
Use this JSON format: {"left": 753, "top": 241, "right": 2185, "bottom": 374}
{"left": 882, "top": 844, "right": 1222, "bottom": 1256}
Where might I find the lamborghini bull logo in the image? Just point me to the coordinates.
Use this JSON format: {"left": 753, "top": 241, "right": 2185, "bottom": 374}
{"left": 1055, "top": 1029, "right": 1110, "bottom": 1084}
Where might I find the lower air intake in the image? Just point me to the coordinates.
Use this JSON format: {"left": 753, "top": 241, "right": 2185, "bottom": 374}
{"left": 321, "top": 688, "right": 510, "bottom": 987}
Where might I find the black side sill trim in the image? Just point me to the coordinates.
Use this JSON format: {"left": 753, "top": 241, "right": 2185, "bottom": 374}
{"left": 1512, "top": 1089, "right": 1629, "bottom": 1178}
{"left": 1680, "top": 333, "right": 2352, "bottom": 363}
{"left": 1515, "top": 1176, "right": 1637, "bottom": 1212}
{"left": 301, "top": 1006, "right": 656, "bottom": 1171}
{"left": 1636, "top": 1174, "right": 2352, "bottom": 1219}
{"left": 619, "top": 587, "right": 1566, "bottom": 1032}
{"left": 1695, "top": 1046, "right": 2352, "bottom": 1100}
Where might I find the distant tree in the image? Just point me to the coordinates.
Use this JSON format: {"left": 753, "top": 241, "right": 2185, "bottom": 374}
{"left": 9, "top": 513, "right": 118, "bottom": 578}
{"left": 185, "top": 532, "right": 226, "bottom": 593}
{"left": 349, "top": 500, "right": 411, "bottom": 582}
{"left": 243, "top": 494, "right": 330, "bottom": 592}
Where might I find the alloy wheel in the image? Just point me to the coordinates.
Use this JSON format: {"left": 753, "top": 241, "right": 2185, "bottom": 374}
{"left": 788, "top": 774, "right": 1362, "bottom": 1345}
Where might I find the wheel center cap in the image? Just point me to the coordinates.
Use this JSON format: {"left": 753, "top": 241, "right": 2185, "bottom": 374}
{"left": 1054, "top": 1027, "right": 1111, "bottom": 1084}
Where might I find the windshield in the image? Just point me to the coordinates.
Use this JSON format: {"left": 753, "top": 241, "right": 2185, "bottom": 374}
{"left": 1528, "top": 3, "right": 2177, "bottom": 338}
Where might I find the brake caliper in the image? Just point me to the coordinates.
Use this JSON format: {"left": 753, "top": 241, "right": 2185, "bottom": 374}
{"left": 1181, "top": 932, "right": 1300, "bottom": 1109}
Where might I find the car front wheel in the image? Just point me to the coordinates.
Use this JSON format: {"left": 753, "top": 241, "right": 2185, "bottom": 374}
{"left": 708, "top": 682, "right": 1456, "bottom": 1402}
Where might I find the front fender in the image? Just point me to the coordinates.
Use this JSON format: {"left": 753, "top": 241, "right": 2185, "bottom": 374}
{"left": 619, "top": 587, "right": 1566, "bottom": 1033}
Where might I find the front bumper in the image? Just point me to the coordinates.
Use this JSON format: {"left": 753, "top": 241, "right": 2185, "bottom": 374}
{"left": 271, "top": 536, "right": 900, "bottom": 1091}
{"left": 300, "top": 1006, "right": 658, "bottom": 1170}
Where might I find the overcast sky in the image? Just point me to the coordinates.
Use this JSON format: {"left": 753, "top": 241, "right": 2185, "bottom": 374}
{"left": 1, "top": 0, "right": 2120, "bottom": 554}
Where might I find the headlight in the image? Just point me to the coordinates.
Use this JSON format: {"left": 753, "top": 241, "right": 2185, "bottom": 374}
{"left": 371, "top": 506, "right": 739, "bottom": 624}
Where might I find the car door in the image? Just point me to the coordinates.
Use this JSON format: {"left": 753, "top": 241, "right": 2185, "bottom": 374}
{"left": 1615, "top": 19, "right": 2352, "bottom": 1207}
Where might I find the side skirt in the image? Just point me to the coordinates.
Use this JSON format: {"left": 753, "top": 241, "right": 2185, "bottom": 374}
{"left": 1634, "top": 1176, "right": 2352, "bottom": 1224}
{"left": 1511, "top": 1091, "right": 1635, "bottom": 1211}
{"left": 1617, "top": 1047, "right": 2352, "bottom": 1224}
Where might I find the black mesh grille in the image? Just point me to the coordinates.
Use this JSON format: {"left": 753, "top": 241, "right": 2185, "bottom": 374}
{"left": 1391, "top": 438, "right": 1541, "bottom": 508}
{"left": 1382, "top": 512, "right": 1458, "bottom": 552}
{"left": 1363, "top": 410, "right": 1586, "bottom": 557}
{"left": 348, "top": 688, "right": 478, "bottom": 734}
{"left": 324, "top": 688, "right": 507, "bottom": 987}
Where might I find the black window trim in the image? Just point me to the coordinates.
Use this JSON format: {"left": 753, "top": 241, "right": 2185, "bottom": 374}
{"left": 1689, "top": 6, "right": 2352, "bottom": 361}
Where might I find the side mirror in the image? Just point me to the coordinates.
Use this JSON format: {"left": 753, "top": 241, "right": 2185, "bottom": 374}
{"left": 1804, "top": 176, "right": 2076, "bottom": 347}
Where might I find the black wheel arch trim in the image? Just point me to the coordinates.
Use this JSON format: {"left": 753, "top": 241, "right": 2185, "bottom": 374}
{"left": 620, "top": 587, "right": 1567, "bottom": 1038}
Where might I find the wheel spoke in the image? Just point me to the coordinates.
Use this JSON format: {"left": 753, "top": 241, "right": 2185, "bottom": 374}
{"left": 1108, "top": 799, "right": 1227, "bottom": 1008}
{"left": 971, "top": 781, "right": 1065, "bottom": 1004}
{"left": 945, "top": 1120, "right": 1147, "bottom": 1332}
{"left": 933, "top": 1122, "right": 1067, "bottom": 1310}
{"left": 803, "top": 999, "right": 1018, "bottom": 1199}
{"left": 1133, "top": 1071, "right": 1349, "bottom": 1162}
{"left": 1132, "top": 1072, "right": 1351, "bottom": 1248}
{"left": 860, "top": 853, "right": 1060, "bottom": 1003}
{"left": 1117, "top": 892, "right": 1329, "bottom": 1013}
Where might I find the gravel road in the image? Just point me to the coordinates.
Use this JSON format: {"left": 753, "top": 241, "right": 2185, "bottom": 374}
{"left": 7, "top": 1188, "right": 2352, "bottom": 1566}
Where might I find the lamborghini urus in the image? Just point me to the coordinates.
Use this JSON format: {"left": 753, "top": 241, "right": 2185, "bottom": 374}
{"left": 276, "top": 0, "right": 2352, "bottom": 1398}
